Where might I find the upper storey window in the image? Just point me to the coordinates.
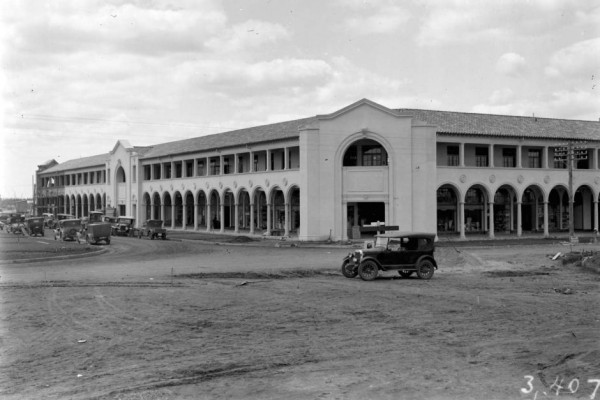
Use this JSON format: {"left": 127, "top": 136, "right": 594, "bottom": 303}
{"left": 343, "top": 139, "right": 388, "bottom": 167}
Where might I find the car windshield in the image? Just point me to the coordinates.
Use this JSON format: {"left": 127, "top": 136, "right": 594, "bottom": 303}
{"left": 374, "top": 236, "right": 389, "bottom": 248}
{"left": 118, "top": 219, "right": 133, "bottom": 224}
{"left": 147, "top": 220, "right": 162, "bottom": 227}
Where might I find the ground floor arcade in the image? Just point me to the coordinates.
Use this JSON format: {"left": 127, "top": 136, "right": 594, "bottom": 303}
{"left": 437, "top": 183, "right": 599, "bottom": 239}
{"left": 140, "top": 186, "right": 301, "bottom": 237}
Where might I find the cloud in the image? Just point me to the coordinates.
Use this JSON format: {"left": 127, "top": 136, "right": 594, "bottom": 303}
{"left": 343, "top": 5, "right": 411, "bottom": 34}
{"left": 496, "top": 53, "right": 527, "bottom": 77}
{"left": 415, "top": 0, "right": 599, "bottom": 46}
{"left": 205, "top": 20, "right": 290, "bottom": 53}
{"left": 471, "top": 88, "right": 600, "bottom": 120}
{"left": 544, "top": 38, "right": 600, "bottom": 79}
{"left": 2, "top": 0, "right": 227, "bottom": 56}
{"left": 489, "top": 88, "right": 515, "bottom": 104}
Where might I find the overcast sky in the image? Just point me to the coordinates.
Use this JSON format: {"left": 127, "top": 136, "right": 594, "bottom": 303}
{"left": 1, "top": 0, "right": 599, "bottom": 198}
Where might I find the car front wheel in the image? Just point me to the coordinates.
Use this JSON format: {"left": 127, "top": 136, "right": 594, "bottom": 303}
{"left": 358, "top": 260, "right": 379, "bottom": 281}
{"left": 416, "top": 260, "right": 435, "bottom": 280}
{"left": 341, "top": 260, "right": 358, "bottom": 278}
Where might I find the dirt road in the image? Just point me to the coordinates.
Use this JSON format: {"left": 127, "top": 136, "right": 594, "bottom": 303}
{"left": 1, "top": 238, "right": 599, "bottom": 399}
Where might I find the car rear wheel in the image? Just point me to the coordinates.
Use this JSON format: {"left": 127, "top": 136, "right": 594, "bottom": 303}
{"left": 416, "top": 260, "right": 435, "bottom": 280}
{"left": 341, "top": 260, "right": 358, "bottom": 278}
{"left": 399, "top": 270, "right": 413, "bottom": 278}
{"left": 358, "top": 260, "right": 379, "bottom": 281}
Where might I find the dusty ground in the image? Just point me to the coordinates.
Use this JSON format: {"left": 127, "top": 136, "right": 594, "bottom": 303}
{"left": 0, "top": 234, "right": 599, "bottom": 399}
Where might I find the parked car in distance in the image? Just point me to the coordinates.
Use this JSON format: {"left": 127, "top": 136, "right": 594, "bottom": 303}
{"left": 342, "top": 232, "right": 438, "bottom": 281}
{"left": 42, "top": 213, "right": 54, "bottom": 227}
{"left": 85, "top": 222, "right": 111, "bottom": 245}
{"left": 138, "top": 219, "right": 167, "bottom": 240}
{"left": 54, "top": 218, "right": 82, "bottom": 243}
{"left": 6, "top": 215, "right": 25, "bottom": 234}
{"left": 48, "top": 213, "right": 75, "bottom": 229}
{"left": 102, "top": 216, "right": 117, "bottom": 224}
{"left": 112, "top": 216, "right": 135, "bottom": 237}
{"left": 25, "top": 216, "right": 45, "bottom": 236}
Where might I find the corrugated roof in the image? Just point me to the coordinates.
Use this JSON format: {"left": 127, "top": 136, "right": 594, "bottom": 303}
{"left": 141, "top": 117, "right": 315, "bottom": 159}
{"left": 397, "top": 109, "right": 600, "bottom": 140}
{"left": 41, "top": 153, "right": 109, "bottom": 174}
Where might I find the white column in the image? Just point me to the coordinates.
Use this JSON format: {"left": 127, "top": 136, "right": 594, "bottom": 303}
{"left": 219, "top": 203, "right": 225, "bottom": 233}
{"left": 517, "top": 201, "right": 522, "bottom": 237}
{"left": 249, "top": 203, "right": 255, "bottom": 234}
{"left": 543, "top": 201, "right": 549, "bottom": 237}
{"left": 194, "top": 202, "right": 198, "bottom": 230}
{"left": 234, "top": 202, "right": 239, "bottom": 233}
{"left": 182, "top": 198, "right": 187, "bottom": 230}
{"left": 459, "top": 143, "right": 465, "bottom": 167}
{"left": 284, "top": 202, "right": 290, "bottom": 237}
{"left": 488, "top": 201, "right": 495, "bottom": 238}
{"left": 459, "top": 202, "right": 466, "bottom": 239}
{"left": 594, "top": 200, "right": 599, "bottom": 235}
{"left": 266, "top": 202, "right": 272, "bottom": 235}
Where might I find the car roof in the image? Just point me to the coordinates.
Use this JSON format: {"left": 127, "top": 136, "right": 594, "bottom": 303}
{"left": 118, "top": 216, "right": 135, "bottom": 219}
{"left": 375, "top": 232, "right": 437, "bottom": 239}
{"left": 62, "top": 218, "right": 82, "bottom": 223}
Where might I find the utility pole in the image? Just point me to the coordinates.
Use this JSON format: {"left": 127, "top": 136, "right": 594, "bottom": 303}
{"left": 553, "top": 142, "right": 588, "bottom": 240}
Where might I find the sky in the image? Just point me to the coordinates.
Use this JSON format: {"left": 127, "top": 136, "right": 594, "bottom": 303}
{"left": 1, "top": 0, "right": 599, "bottom": 198}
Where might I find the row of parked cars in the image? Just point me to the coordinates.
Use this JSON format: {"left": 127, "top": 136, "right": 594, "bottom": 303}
{"left": 2, "top": 212, "right": 167, "bottom": 245}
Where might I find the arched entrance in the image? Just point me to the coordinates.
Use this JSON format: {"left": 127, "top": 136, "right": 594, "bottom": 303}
{"left": 253, "top": 189, "right": 267, "bottom": 232}
{"left": 574, "top": 185, "right": 594, "bottom": 231}
{"left": 163, "top": 192, "right": 172, "bottom": 227}
{"left": 173, "top": 191, "right": 183, "bottom": 228}
{"left": 289, "top": 186, "right": 300, "bottom": 235}
{"left": 493, "top": 185, "right": 517, "bottom": 233}
{"left": 464, "top": 185, "right": 487, "bottom": 233}
{"left": 437, "top": 184, "right": 459, "bottom": 233}
{"left": 237, "top": 189, "right": 251, "bottom": 231}
{"left": 522, "top": 185, "right": 544, "bottom": 232}
{"left": 197, "top": 191, "right": 207, "bottom": 228}
{"left": 209, "top": 190, "right": 220, "bottom": 230}
{"left": 151, "top": 193, "right": 161, "bottom": 220}
{"left": 115, "top": 166, "right": 126, "bottom": 216}
{"left": 548, "top": 186, "right": 569, "bottom": 231}
{"left": 143, "top": 193, "right": 151, "bottom": 221}
{"left": 184, "top": 191, "right": 194, "bottom": 229}
{"left": 342, "top": 137, "right": 389, "bottom": 239}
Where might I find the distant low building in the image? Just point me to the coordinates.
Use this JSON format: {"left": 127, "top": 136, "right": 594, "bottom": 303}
{"left": 34, "top": 99, "right": 600, "bottom": 241}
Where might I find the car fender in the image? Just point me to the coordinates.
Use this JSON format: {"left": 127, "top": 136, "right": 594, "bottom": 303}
{"left": 360, "top": 256, "right": 382, "bottom": 269}
{"left": 416, "top": 255, "right": 437, "bottom": 269}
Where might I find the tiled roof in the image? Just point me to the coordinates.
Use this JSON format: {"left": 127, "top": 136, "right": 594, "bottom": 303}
{"left": 141, "top": 117, "right": 315, "bottom": 159}
{"left": 397, "top": 109, "right": 600, "bottom": 141}
{"left": 41, "top": 153, "right": 109, "bottom": 174}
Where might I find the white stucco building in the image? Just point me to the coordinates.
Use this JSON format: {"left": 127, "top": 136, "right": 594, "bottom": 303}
{"left": 35, "top": 99, "right": 600, "bottom": 241}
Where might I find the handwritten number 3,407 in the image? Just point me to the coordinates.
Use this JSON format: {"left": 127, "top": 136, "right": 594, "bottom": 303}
{"left": 522, "top": 375, "right": 600, "bottom": 399}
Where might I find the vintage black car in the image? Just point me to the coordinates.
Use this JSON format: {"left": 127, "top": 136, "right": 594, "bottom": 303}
{"left": 138, "top": 219, "right": 167, "bottom": 240}
{"left": 25, "top": 217, "right": 45, "bottom": 236}
{"left": 112, "top": 216, "right": 135, "bottom": 237}
{"left": 54, "top": 218, "right": 83, "bottom": 243}
{"left": 342, "top": 233, "right": 438, "bottom": 281}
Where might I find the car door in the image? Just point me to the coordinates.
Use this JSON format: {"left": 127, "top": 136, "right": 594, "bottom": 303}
{"left": 378, "top": 238, "right": 403, "bottom": 267}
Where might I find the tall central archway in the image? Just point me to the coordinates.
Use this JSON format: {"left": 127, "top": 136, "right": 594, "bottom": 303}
{"left": 341, "top": 137, "right": 390, "bottom": 239}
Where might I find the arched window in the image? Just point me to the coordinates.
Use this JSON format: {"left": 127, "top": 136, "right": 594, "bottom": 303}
{"left": 343, "top": 139, "right": 388, "bottom": 167}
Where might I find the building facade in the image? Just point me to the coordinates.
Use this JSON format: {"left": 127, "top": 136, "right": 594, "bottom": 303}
{"left": 34, "top": 99, "right": 600, "bottom": 241}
